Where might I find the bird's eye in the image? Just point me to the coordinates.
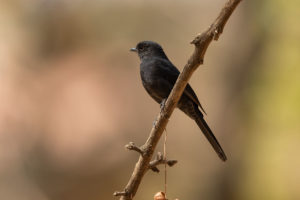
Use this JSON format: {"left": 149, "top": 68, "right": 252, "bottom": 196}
{"left": 139, "top": 46, "right": 145, "bottom": 51}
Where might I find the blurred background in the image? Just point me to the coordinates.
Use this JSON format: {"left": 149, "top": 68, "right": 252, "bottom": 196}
{"left": 0, "top": 0, "right": 299, "bottom": 199}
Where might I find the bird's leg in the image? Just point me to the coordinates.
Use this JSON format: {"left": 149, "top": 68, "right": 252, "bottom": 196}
{"left": 152, "top": 99, "right": 167, "bottom": 127}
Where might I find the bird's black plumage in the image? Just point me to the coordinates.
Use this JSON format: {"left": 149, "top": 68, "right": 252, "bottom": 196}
{"left": 131, "top": 41, "right": 227, "bottom": 161}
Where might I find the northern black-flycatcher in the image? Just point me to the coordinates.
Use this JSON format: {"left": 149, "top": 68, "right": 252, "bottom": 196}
{"left": 131, "top": 41, "right": 227, "bottom": 161}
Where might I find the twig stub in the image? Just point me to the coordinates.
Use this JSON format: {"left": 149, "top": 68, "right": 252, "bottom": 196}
{"left": 114, "top": 191, "right": 128, "bottom": 197}
{"left": 125, "top": 142, "right": 145, "bottom": 155}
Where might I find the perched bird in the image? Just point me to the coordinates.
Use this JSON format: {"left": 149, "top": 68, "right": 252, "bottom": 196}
{"left": 130, "top": 41, "right": 227, "bottom": 161}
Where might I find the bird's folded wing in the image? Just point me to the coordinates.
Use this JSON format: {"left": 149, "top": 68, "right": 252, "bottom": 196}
{"left": 184, "top": 84, "right": 207, "bottom": 114}
{"left": 157, "top": 58, "right": 207, "bottom": 114}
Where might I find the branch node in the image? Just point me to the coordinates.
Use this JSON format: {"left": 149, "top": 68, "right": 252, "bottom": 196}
{"left": 125, "top": 142, "right": 144, "bottom": 155}
{"left": 190, "top": 33, "right": 202, "bottom": 45}
{"left": 198, "top": 58, "right": 204, "bottom": 65}
{"left": 213, "top": 27, "right": 223, "bottom": 40}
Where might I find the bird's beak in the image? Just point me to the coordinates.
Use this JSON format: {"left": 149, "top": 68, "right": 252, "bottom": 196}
{"left": 130, "top": 48, "right": 137, "bottom": 52}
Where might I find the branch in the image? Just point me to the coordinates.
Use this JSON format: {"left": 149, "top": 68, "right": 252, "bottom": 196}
{"left": 115, "top": 0, "right": 242, "bottom": 199}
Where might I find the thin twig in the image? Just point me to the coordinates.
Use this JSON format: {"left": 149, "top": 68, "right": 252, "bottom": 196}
{"left": 148, "top": 152, "right": 177, "bottom": 173}
{"left": 115, "top": 0, "right": 242, "bottom": 199}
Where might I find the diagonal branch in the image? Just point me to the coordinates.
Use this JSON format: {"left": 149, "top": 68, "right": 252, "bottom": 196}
{"left": 114, "top": 0, "right": 242, "bottom": 199}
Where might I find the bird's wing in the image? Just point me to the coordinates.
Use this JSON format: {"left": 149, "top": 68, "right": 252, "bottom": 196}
{"left": 184, "top": 84, "right": 207, "bottom": 114}
{"left": 157, "top": 59, "right": 207, "bottom": 114}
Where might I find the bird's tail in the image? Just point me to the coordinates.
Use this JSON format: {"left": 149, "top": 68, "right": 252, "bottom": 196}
{"left": 195, "top": 111, "right": 227, "bottom": 161}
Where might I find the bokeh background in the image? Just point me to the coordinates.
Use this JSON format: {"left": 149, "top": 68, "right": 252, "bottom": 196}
{"left": 0, "top": 0, "right": 299, "bottom": 199}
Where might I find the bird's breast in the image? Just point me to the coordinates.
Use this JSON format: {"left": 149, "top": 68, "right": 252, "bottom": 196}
{"left": 140, "top": 63, "right": 157, "bottom": 85}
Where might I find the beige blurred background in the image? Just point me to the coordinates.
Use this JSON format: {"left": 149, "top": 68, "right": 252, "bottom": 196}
{"left": 0, "top": 0, "right": 299, "bottom": 199}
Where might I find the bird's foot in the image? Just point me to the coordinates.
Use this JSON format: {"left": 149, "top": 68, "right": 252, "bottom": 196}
{"left": 152, "top": 118, "right": 158, "bottom": 127}
{"left": 152, "top": 99, "right": 167, "bottom": 128}
{"left": 160, "top": 99, "right": 167, "bottom": 110}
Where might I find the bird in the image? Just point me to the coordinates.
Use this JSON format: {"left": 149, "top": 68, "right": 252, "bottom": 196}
{"left": 130, "top": 41, "right": 227, "bottom": 161}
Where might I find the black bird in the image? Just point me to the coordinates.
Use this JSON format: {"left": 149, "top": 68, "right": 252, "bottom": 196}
{"left": 130, "top": 41, "right": 227, "bottom": 161}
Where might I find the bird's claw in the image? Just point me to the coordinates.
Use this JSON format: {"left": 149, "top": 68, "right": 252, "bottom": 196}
{"left": 152, "top": 118, "right": 158, "bottom": 127}
{"left": 160, "top": 99, "right": 167, "bottom": 110}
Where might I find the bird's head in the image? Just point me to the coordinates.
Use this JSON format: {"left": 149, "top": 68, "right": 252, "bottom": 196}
{"left": 130, "top": 41, "right": 168, "bottom": 60}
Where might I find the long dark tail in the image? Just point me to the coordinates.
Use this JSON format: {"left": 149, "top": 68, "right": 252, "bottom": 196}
{"left": 195, "top": 112, "right": 227, "bottom": 161}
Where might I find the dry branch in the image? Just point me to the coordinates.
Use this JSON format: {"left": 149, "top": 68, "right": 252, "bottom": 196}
{"left": 114, "top": 0, "right": 242, "bottom": 199}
